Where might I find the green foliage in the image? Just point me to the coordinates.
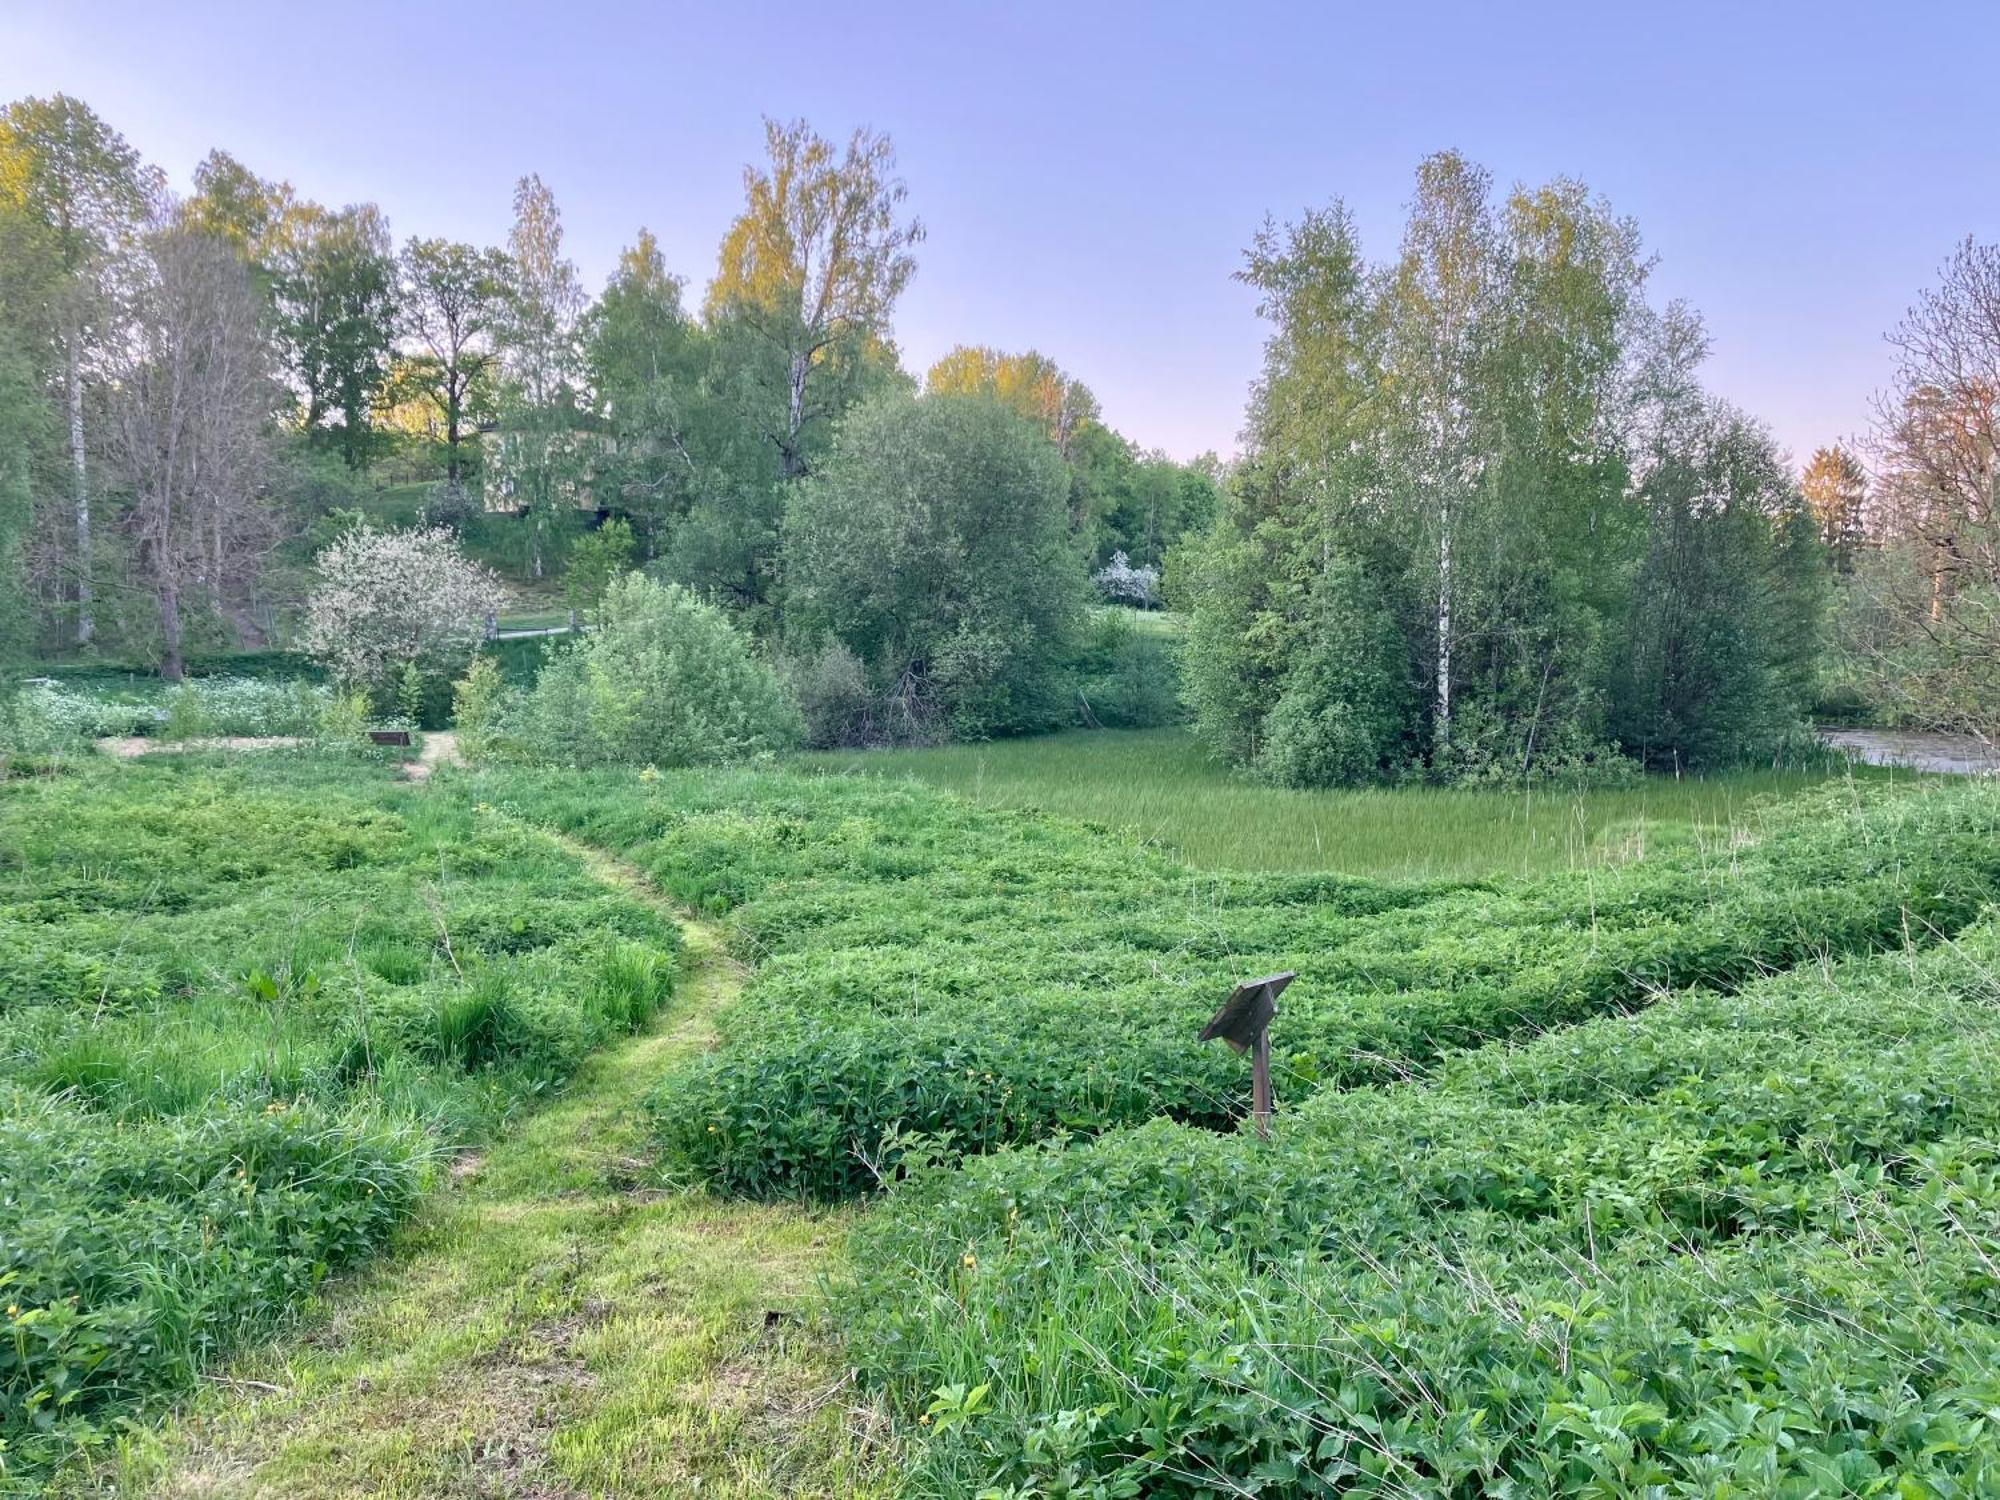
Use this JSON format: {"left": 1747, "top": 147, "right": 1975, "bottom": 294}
{"left": 563, "top": 517, "right": 634, "bottom": 622}
{"left": 841, "top": 919, "right": 2000, "bottom": 1495}
{"left": 1073, "top": 609, "right": 1183, "bottom": 730}
{"left": 1187, "top": 161, "right": 1824, "bottom": 785}
{"left": 1256, "top": 555, "right": 1411, "bottom": 785}
{"left": 1609, "top": 408, "right": 1830, "bottom": 769}
{"left": 780, "top": 636, "right": 875, "bottom": 748}
{"left": 510, "top": 573, "right": 800, "bottom": 767}
{"left": 784, "top": 392, "right": 1085, "bottom": 738}
{"left": 455, "top": 765, "right": 2000, "bottom": 1203}
{"left": 0, "top": 760, "right": 679, "bottom": 1476}
{"left": 450, "top": 655, "right": 507, "bottom": 763}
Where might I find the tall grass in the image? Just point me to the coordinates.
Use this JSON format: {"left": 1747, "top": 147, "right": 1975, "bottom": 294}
{"left": 0, "top": 756, "right": 681, "bottom": 1482}
{"left": 805, "top": 727, "right": 1906, "bottom": 876}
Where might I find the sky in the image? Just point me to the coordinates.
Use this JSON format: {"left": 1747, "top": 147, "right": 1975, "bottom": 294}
{"left": 6, "top": 0, "right": 1996, "bottom": 467}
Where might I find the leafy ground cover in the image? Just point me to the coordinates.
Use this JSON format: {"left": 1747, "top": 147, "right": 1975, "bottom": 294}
{"left": 841, "top": 918, "right": 2000, "bottom": 1494}
{"left": 73, "top": 905, "right": 890, "bottom": 1499}
{"left": 459, "top": 766, "right": 2000, "bottom": 1202}
{"left": 0, "top": 756, "right": 681, "bottom": 1483}
{"left": 802, "top": 727, "right": 1900, "bottom": 877}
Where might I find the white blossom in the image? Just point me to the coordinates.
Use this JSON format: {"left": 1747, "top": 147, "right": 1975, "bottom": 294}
{"left": 301, "top": 526, "right": 503, "bottom": 690}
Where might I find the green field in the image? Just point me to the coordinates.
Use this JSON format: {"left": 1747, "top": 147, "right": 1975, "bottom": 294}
{"left": 0, "top": 756, "right": 682, "bottom": 1483}
{"left": 804, "top": 726, "right": 1900, "bottom": 876}
{"left": 18, "top": 748, "right": 2000, "bottom": 1496}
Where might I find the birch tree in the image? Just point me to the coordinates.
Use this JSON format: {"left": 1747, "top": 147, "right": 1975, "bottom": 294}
{"left": 1379, "top": 152, "right": 1500, "bottom": 755}
{"left": 707, "top": 118, "right": 923, "bottom": 479}
{"left": 0, "top": 95, "right": 148, "bottom": 644}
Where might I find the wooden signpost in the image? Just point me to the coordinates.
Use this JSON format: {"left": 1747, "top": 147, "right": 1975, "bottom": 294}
{"left": 1199, "top": 970, "right": 1294, "bottom": 1139}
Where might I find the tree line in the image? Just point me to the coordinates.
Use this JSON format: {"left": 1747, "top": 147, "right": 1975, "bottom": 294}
{"left": 0, "top": 97, "right": 1217, "bottom": 708}
{"left": 4, "top": 96, "right": 1990, "bottom": 770}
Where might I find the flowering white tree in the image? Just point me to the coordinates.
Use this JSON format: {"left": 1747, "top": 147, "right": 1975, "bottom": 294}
{"left": 1092, "top": 550, "right": 1161, "bottom": 608}
{"left": 302, "top": 525, "right": 502, "bottom": 692}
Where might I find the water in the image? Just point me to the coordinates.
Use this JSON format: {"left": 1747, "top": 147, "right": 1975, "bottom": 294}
{"left": 1820, "top": 728, "right": 2000, "bottom": 776}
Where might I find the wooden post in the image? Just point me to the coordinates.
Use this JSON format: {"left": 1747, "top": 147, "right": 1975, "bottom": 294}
{"left": 1199, "top": 971, "right": 1294, "bottom": 1141}
{"left": 484, "top": 610, "right": 498, "bottom": 641}
{"left": 1250, "top": 1025, "right": 1273, "bottom": 1138}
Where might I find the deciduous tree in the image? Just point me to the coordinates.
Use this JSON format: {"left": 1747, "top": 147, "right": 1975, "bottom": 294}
{"left": 398, "top": 237, "right": 507, "bottom": 484}
{"left": 0, "top": 94, "right": 149, "bottom": 644}
{"left": 269, "top": 200, "right": 398, "bottom": 468}
{"left": 493, "top": 174, "right": 588, "bottom": 577}
{"left": 104, "top": 223, "right": 281, "bottom": 679}
{"left": 708, "top": 119, "right": 922, "bottom": 479}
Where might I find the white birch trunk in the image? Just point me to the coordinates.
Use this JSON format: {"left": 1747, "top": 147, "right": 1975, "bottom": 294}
{"left": 1434, "top": 511, "right": 1453, "bottom": 749}
{"left": 68, "top": 327, "right": 92, "bottom": 645}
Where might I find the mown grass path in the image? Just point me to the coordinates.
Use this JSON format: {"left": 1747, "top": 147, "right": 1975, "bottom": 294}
{"left": 75, "top": 821, "right": 892, "bottom": 1499}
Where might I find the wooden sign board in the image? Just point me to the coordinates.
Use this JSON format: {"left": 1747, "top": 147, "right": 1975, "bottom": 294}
{"left": 1199, "top": 971, "right": 1294, "bottom": 1055}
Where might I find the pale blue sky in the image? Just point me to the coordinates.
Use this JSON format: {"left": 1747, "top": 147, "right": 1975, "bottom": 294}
{"left": 7, "top": 1, "right": 1996, "bottom": 465}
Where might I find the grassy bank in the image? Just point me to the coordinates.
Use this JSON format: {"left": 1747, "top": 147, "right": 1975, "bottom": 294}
{"left": 803, "top": 727, "right": 1899, "bottom": 877}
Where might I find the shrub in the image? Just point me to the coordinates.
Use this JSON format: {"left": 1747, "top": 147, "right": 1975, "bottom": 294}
{"left": 301, "top": 525, "right": 503, "bottom": 701}
{"left": 1091, "top": 550, "right": 1161, "bottom": 608}
{"left": 1073, "top": 609, "right": 1182, "bottom": 729}
{"left": 781, "top": 637, "right": 876, "bottom": 749}
{"left": 782, "top": 392, "right": 1085, "bottom": 738}
{"left": 511, "top": 573, "right": 801, "bottom": 767}
{"left": 450, "top": 656, "right": 509, "bottom": 764}
{"left": 1256, "top": 555, "right": 1412, "bottom": 785}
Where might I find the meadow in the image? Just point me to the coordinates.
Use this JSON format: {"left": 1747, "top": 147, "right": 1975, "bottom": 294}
{"left": 803, "top": 727, "right": 1900, "bottom": 877}
{"left": 14, "top": 744, "right": 2000, "bottom": 1496}
{"left": 0, "top": 755, "right": 680, "bottom": 1479}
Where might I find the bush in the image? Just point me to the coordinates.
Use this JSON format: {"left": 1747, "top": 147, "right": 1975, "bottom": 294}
{"left": 1074, "top": 609, "right": 1182, "bottom": 729}
{"left": 1091, "top": 550, "right": 1161, "bottom": 608}
{"left": 782, "top": 392, "right": 1085, "bottom": 739}
{"left": 781, "top": 637, "right": 876, "bottom": 749}
{"left": 511, "top": 573, "right": 800, "bottom": 767}
{"left": 1256, "top": 555, "right": 1412, "bottom": 785}
{"left": 301, "top": 525, "right": 503, "bottom": 702}
{"left": 450, "top": 656, "right": 509, "bottom": 764}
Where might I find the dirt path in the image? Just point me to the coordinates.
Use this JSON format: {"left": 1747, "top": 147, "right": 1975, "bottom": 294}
{"left": 401, "top": 729, "right": 462, "bottom": 782}
{"left": 95, "top": 734, "right": 301, "bottom": 758}
{"left": 80, "top": 832, "right": 892, "bottom": 1499}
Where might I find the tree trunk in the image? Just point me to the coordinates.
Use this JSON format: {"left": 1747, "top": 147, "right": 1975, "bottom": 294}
{"left": 1434, "top": 514, "right": 1453, "bottom": 751}
{"left": 782, "top": 349, "right": 810, "bottom": 478}
{"left": 68, "top": 327, "right": 92, "bottom": 646}
{"left": 158, "top": 573, "right": 184, "bottom": 682}
{"left": 446, "top": 396, "right": 461, "bottom": 485}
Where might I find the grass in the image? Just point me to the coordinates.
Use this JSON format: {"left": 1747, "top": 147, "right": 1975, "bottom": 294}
{"left": 803, "top": 726, "right": 1906, "bottom": 877}
{"left": 26, "top": 739, "right": 2000, "bottom": 1495}
{"left": 0, "top": 755, "right": 682, "bottom": 1485}
{"left": 73, "top": 886, "right": 890, "bottom": 1499}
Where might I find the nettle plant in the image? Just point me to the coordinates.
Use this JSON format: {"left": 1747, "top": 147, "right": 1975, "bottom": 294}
{"left": 302, "top": 525, "right": 503, "bottom": 705}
